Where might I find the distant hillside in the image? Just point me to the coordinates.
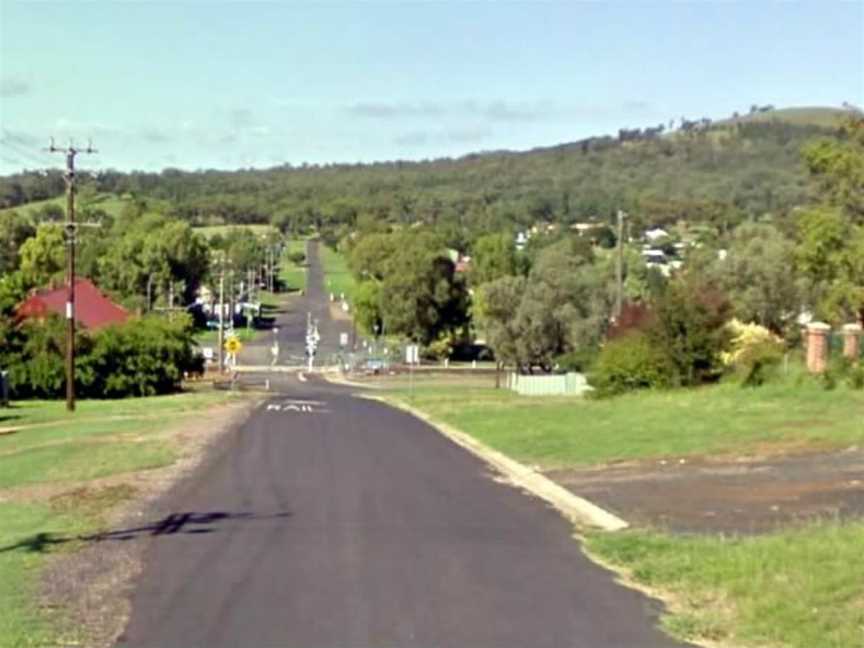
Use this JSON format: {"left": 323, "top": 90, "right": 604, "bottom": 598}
{"left": 717, "top": 106, "right": 856, "bottom": 129}
{"left": 1, "top": 106, "right": 851, "bottom": 237}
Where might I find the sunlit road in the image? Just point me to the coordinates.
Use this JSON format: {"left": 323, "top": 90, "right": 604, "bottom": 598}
{"left": 117, "top": 241, "right": 690, "bottom": 648}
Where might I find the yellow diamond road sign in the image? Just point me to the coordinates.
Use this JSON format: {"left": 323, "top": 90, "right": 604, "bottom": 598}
{"left": 225, "top": 337, "right": 243, "bottom": 354}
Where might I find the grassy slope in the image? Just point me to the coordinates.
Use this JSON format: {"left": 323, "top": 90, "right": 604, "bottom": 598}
{"left": 0, "top": 193, "right": 168, "bottom": 220}
{"left": 587, "top": 523, "right": 864, "bottom": 648}
{"left": 0, "top": 391, "right": 237, "bottom": 648}
{"left": 386, "top": 374, "right": 864, "bottom": 648}
{"left": 192, "top": 224, "right": 277, "bottom": 238}
{"left": 279, "top": 239, "right": 307, "bottom": 292}
{"left": 387, "top": 379, "right": 864, "bottom": 469}
{"left": 319, "top": 244, "right": 356, "bottom": 302}
{"left": 717, "top": 106, "right": 854, "bottom": 128}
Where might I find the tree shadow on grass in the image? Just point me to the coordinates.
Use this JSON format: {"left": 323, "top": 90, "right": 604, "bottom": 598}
{"left": 0, "top": 510, "right": 293, "bottom": 554}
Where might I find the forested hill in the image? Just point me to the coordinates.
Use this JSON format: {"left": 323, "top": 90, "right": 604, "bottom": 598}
{"left": 1, "top": 106, "right": 855, "bottom": 236}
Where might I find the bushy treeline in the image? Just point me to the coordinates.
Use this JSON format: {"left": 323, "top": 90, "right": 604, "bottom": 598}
{"left": 1, "top": 313, "right": 202, "bottom": 399}
{"left": 1, "top": 119, "right": 847, "bottom": 242}
{"left": 339, "top": 116, "right": 863, "bottom": 398}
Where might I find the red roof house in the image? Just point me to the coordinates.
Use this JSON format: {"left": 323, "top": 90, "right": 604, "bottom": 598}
{"left": 17, "top": 278, "right": 130, "bottom": 330}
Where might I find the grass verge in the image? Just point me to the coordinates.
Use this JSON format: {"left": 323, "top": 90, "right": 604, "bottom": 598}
{"left": 280, "top": 239, "right": 307, "bottom": 292}
{"left": 586, "top": 523, "right": 864, "bottom": 648}
{"left": 319, "top": 244, "right": 356, "bottom": 302}
{"left": 384, "top": 377, "right": 864, "bottom": 469}
{"left": 0, "top": 390, "right": 240, "bottom": 648}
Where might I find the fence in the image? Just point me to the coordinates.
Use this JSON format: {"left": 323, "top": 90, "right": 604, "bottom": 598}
{"left": 507, "top": 372, "right": 592, "bottom": 396}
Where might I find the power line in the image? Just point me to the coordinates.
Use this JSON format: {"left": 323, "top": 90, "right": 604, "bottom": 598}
{"left": 45, "top": 138, "right": 98, "bottom": 413}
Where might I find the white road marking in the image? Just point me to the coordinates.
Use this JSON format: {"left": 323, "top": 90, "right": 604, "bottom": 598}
{"left": 264, "top": 402, "right": 330, "bottom": 414}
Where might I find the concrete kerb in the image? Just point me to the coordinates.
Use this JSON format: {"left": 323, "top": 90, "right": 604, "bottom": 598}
{"left": 321, "top": 372, "right": 384, "bottom": 390}
{"left": 367, "top": 395, "right": 629, "bottom": 532}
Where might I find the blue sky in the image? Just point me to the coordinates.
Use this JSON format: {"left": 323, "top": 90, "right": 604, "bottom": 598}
{"left": 1, "top": 1, "right": 862, "bottom": 174}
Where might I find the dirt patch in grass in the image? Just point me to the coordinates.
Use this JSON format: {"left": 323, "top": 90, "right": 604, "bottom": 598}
{"left": 549, "top": 445, "right": 864, "bottom": 534}
{"left": 35, "top": 397, "right": 257, "bottom": 648}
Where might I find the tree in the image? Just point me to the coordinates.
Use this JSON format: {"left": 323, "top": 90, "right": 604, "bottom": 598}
{"left": 0, "top": 210, "right": 36, "bottom": 274}
{"left": 18, "top": 223, "right": 65, "bottom": 288}
{"left": 474, "top": 276, "right": 527, "bottom": 367}
{"left": 469, "top": 232, "right": 519, "bottom": 285}
{"left": 377, "top": 233, "right": 469, "bottom": 344}
{"left": 795, "top": 206, "right": 864, "bottom": 324}
{"left": 647, "top": 279, "right": 733, "bottom": 386}
{"left": 802, "top": 116, "right": 864, "bottom": 222}
{"left": 348, "top": 232, "right": 399, "bottom": 281}
{"left": 717, "top": 223, "right": 801, "bottom": 335}
{"left": 352, "top": 280, "right": 383, "bottom": 335}
{"left": 466, "top": 233, "right": 626, "bottom": 373}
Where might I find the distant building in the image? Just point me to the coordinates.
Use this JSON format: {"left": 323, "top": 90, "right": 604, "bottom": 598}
{"left": 16, "top": 278, "right": 130, "bottom": 330}
{"left": 644, "top": 228, "right": 669, "bottom": 241}
{"left": 515, "top": 231, "right": 529, "bottom": 251}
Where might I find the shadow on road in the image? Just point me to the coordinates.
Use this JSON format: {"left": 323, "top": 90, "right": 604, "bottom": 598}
{"left": 0, "top": 510, "right": 293, "bottom": 554}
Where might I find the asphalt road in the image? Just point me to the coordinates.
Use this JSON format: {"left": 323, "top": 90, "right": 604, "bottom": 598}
{"left": 117, "top": 374, "right": 691, "bottom": 648}
{"left": 118, "top": 242, "right": 689, "bottom": 647}
{"left": 256, "top": 241, "right": 353, "bottom": 365}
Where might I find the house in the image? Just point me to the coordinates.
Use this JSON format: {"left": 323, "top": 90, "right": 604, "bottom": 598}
{"left": 17, "top": 278, "right": 130, "bottom": 330}
{"left": 644, "top": 227, "right": 669, "bottom": 242}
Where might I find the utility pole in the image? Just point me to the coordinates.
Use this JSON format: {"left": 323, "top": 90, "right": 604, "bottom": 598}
{"left": 218, "top": 267, "right": 225, "bottom": 373}
{"left": 47, "top": 139, "right": 97, "bottom": 412}
{"left": 615, "top": 209, "right": 626, "bottom": 321}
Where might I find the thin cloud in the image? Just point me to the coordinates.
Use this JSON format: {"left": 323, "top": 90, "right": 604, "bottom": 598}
{"left": 141, "top": 128, "right": 172, "bottom": 144}
{"left": 349, "top": 102, "right": 445, "bottom": 119}
{"left": 0, "top": 77, "right": 31, "bottom": 98}
{"left": 394, "top": 131, "right": 430, "bottom": 147}
{"left": 394, "top": 126, "right": 491, "bottom": 148}
{"left": 350, "top": 99, "right": 548, "bottom": 123}
{"left": 479, "top": 101, "right": 541, "bottom": 123}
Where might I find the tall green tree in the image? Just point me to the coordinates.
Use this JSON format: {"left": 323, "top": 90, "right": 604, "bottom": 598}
{"left": 18, "top": 223, "right": 65, "bottom": 288}
{"left": 469, "top": 232, "right": 520, "bottom": 286}
{"left": 0, "top": 211, "right": 36, "bottom": 274}
{"left": 717, "top": 223, "right": 801, "bottom": 334}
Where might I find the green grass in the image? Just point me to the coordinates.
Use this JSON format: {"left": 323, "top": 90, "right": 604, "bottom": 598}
{"left": 0, "top": 502, "right": 89, "bottom": 648}
{"left": 319, "top": 244, "right": 356, "bottom": 302}
{"left": 193, "top": 327, "right": 257, "bottom": 346}
{"left": 717, "top": 106, "right": 853, "bottom": 129}
{"left": 0, "top": 391, "right": 236, "bottom": 647}
{"left": 0, "top": 193, "right": 167, "bottom": 222}
{"left": 279, "top": 239, "right": 307, "bottom": 292}
{"left": 586, "top": 522, "right": 864, "bottom": 648}
{"left": 192, "top": 224, "right": 277, "bottom": 239}
{"left": 385, "top": 378, "right": 864, "bottom": 469}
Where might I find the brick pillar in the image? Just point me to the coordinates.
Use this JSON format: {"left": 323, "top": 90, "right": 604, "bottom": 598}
{"left": 806, "top": 323, "right": 831, "bottom": 373}
{"left": 843, "top": 323, "right": 862, "bottom": 361}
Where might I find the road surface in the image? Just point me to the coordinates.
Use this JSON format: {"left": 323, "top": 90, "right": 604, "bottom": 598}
{"left": 117, "top": 373, "right": 690, "bottom": 648}
{"left": 242, "top": 240, "right": 353, "bottom": 367}
{"left": 118, "top": 241, "right": 690, "bottom": 647}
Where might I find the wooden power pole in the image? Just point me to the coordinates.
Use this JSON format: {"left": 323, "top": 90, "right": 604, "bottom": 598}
{"left": 615, "top": 209, "right": 626, "bottom": 321}
{"left": 47, "top": 139, "right": 97, "bottom": 412}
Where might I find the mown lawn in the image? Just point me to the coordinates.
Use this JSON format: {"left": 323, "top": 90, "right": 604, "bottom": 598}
{"left": 0, "top": 390, "right": 237, "bottom": 648}
{"left": 280, "top": 239, "right": 307, "bottom": 292}
{"left": 385, "top": 373, "right": 864, "bottom": 648}
{"left": 385, "top": 379, "right": 864, "bottom": 469}
{"left": 586, "top": 522, "right": 864, "bottom": 648}
{"left": 319, "top": 244, "right": 356, "bottom": 302}
{"left": 192, "top": 224, "right": 277, "bottom": 239}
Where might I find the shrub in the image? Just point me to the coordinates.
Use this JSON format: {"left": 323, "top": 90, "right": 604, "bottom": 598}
{"left": 590, "top": 332, "right": 676, "bottom": 397}
{"left": 722, "top": 320, "right": 785, "bottom": 386}
{"left": 79, "top": 315, "right": 202, "bottom": 398}
{"left": 555, "top": 347, "right": 599, "bottom": 373}
{"left": 647, "top": 279, "right": 733, "bottom": 386}
{"left": 7, "top": 315, "right": 69, "bottom": 398}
